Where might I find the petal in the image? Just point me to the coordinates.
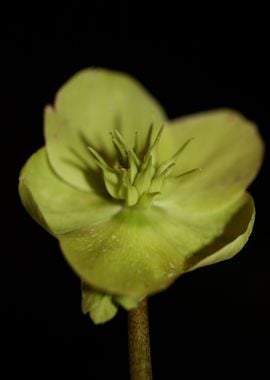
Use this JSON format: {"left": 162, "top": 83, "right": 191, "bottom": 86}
{"left": 81, "top": 282, "right": 118, "bottom": 324}
{"left": 45, "top": 69, "right": 166, "bottom": 191}
{"left": 59, "top": 193, "right": 254, "bottom": 298}
{"left": 159, "top": 109, "right": 264, "bottom": 211}
{"left": 19, "top": 148, "right": 121, "bottom": 235}
{"left": 81, "top": 283, "right": 141, "bottom": 324}
{"left": 186, "top": 194, "right": 255, "bottom": 271}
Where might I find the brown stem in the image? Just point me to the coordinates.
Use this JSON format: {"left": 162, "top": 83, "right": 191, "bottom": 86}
{"left": 128, "top": 298, "right": 152, "bottom": 380}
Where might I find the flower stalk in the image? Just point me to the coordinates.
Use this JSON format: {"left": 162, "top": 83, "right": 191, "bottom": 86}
{"left": 128, "top": 299, "right": 152, "bottom": 380}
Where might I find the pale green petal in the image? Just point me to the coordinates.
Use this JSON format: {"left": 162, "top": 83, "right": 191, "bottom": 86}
{"left": 44, "top": 107, "right": 97, "bottom": 193}
{"left": 81, "top": 283, "right": 140, "bottom": 324}
{"left": 159, "top": 109, "right": 264, "bottom": 211}
{"left": 186, "top": 194, "right": 255, "bottom": 271}
{"left": 114, "top": 295, "right": 141, "bottom": 310}
{"left": 19, "top": 148, "right": 121, "bottom": 235}
{"left": 18, "top": 176, "right": 52, "bottom": 234}
{"left": 81, "top": 283, "right": 118, "bottom": 324}
{"left": 59, "top": 193, "right": 253, "bottom": 298}
{"left": 45, "top": 69, "right": 166, "bottom": 191}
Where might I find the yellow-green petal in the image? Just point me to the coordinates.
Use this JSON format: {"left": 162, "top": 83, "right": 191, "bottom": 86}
{"left": 81, "top": 283, "right": 140, "bottom": 324}
{"left": 45, "top": 69, "right": 166, "bottom": 191}
{"left": 159, "top": 109, "right": 264, "bottom": 211}
{"left": 59, "top": 193, "right": 254, "bottom": 298}
{"left": 81, "top": 283, "right": 118, "bottom": 324}
{"left": 114, "top": 295, "right": 141, "bottom": 310}
{"left": 44, "top": 106, "right": 97, "bottom": 193}
{"left": 19, "top": 148, "right": 121, "bottom": 235}
{"left": 186, "top": 194, "right": 255, "bottom": 271}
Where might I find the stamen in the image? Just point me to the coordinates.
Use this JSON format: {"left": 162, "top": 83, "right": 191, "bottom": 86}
{"left": 150, "top": 163, "right": 175, "bottom": 193}
{"left": 134, "top": 156, "right": 155, "bottom": 196}
{"left": 102, "top": 170, "right": 120, "bottom": 199}
{"left": 110, "top": 132, "right": 127, "bottom": 162}
{"left": 88, "top": 147, "right": 111, "bottom": 171}
{"left": 126, "top": 185, "right": 139, "bottom": 206}
{"left": 156, "top": 138, "right": 194, "bottom": 176}
{"left": 87, "top": 125, "right": 199, "bottom": 208}
{"left": 175, "top": 168, "right": 202, "bottom": 180}
{"left": 114, "top": 130, "right": 129, "bottom": 153}
{"left": 156, "top": 161, "right": 176, "bottom": 177}
{"left": 129, "top": 149, "right": 140, "bottom": 168}
{"left": 144, "top": 123, "right": 154, "bottom": 151}
{"left": 133, "top": 131, "right": 139, "bottom": 154}
{"left": 139, "top": 192, "right": 161, "bottom": 208}
{"left": 171, "top": 137, "right": 194, "bottom": 161}
{"left": 144, "top": 125, "right": 164, "bottom": 162}
{"left": 127, "top": 151, "right": 139, "bottom": 183}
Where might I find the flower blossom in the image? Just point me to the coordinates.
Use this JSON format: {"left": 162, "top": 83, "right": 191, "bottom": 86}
{"left": 19, "top": 69, "right": 264, "bottom": 323}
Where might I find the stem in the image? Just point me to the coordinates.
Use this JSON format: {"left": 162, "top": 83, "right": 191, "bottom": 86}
{"left": 128, "top": 298, "right": 152, "bottom": 380}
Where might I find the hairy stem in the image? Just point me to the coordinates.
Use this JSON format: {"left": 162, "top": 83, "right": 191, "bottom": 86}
{"left": 128, "top": 298, "right": 152, "bottom": 380}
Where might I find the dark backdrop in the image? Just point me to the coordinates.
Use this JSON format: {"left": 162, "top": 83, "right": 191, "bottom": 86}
{"left": 3, "top": 4, "right": 269, "bottom": 379}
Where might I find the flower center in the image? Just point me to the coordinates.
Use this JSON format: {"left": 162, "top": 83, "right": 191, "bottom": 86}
{"left": 88, "top": 125, "right": 198, "bottom": 207}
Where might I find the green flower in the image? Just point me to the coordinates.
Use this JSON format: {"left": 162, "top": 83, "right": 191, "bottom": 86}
{"left": 19, "top": 69, "right": 264, "bottom": 324}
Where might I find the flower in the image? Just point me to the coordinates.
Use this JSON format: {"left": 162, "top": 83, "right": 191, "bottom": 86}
{"left": 19, "top": 69, "right": 264, "bottom": 323}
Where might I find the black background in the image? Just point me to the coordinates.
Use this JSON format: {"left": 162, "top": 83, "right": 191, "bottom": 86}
{"left": 3, "top": 4, "right": 270, "bottom": 379}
